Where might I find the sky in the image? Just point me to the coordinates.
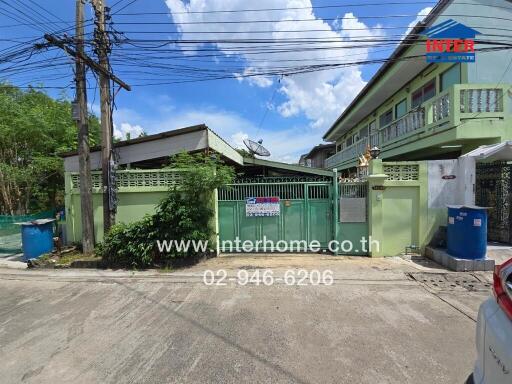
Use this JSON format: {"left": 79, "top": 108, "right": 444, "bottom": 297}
{"left": 0, "top": 0, "right": 436, "bottom": 162}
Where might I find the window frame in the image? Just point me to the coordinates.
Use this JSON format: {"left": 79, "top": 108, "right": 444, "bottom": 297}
{"left": 379, "top": 108, "right": 393, "bottom": 128}
{"left": 411, "top": 78, "right": 437, "bottom": 108}
{"left": 395, "top": 98, "right": 408, "bottom": 119}
{"left": 359, "top": 125, "right": 369, "bottom": 139}
{"left": 440, "top": 64, "right": 461, "bottom": 92}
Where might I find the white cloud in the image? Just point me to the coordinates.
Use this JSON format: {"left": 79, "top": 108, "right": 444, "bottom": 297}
{"left": 164, "top": 0, "right": 383, "bottom": 131}
{"left": 234, "top": 67, "right": 274, "bottom": 88}
{"left": 114, "top": 123, "right": 145, "bottom": 140}
{"left": 405, "top": 7, "right": 433, "bottom": 37}
{"left": 231, "top": 131, "right": 249, "bottom": 148}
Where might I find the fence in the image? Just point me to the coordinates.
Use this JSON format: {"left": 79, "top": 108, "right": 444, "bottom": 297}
{"left": 65, "top": 169, "right": 183, "bottom": 243}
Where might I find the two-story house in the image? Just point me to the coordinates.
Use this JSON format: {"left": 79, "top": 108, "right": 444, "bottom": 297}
{"left": 324, "top": 0, "right": 512, "bottom": 172}
{"left": 299, "top": 144, "right": 336, "bottom": 168}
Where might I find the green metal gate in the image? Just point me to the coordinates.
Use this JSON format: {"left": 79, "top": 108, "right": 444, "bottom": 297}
{"left": 336, "top": 181, "right": 369, "bottom": 255}
{"left": 218, "top": 177, "right": 333, "bottom": 252}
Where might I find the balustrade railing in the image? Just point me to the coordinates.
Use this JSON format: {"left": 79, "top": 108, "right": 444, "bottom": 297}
{"left": 325, "top": 84, "right": 507, "bottom": 169}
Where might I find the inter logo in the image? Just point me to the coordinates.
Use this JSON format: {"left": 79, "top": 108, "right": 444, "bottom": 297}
{"left": 423, "top": 19, "right": 481, "bottom": 63}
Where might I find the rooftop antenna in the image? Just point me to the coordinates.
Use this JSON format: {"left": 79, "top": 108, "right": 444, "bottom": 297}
{"left": 243, "top": 138, "right": 271, "bottom": 157}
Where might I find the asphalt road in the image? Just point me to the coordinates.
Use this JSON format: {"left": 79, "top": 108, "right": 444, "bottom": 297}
{"left": 0, "top": 256, "right": 491, "bottom": 384}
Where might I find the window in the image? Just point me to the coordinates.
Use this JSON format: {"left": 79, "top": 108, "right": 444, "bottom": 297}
{"left": 412, "top": 89, "right": 423, "bottom": 108}
{"left": 412, "top": 79, "right": 436, "bottom": 108}
{"left": 359, "top": 126, "right": 369, "bottom": 139}
{"left": 440, "top": 64, "right": 461, "bottom": 91}
{"left": 395, "top": 99, "right": 407, "bottom": 119}
{"left": 423, "top": 80, "right": 436, "bottom": 101}
{"left": 379, "top": 109, "right": 393, "bottom": 128}
{"left": 346, "top": 136, "right": 353, "bottom": 147}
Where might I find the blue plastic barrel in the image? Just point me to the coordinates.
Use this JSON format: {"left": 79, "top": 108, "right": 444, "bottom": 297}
{"left": 447, "top": 206, "right": 463, "bottom": 257}
{"left": 21, "top": 219, "right": 55, "bottom": 261}
{"left": 447, "top": 206, "right": 487, "bottom": 259}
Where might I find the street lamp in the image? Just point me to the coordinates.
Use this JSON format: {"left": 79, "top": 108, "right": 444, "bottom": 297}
{"left": 370, "top": 146, "right": 381, "bottom": 159}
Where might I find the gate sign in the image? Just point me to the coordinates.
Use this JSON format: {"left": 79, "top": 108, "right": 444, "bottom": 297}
{"left": 246, "top": 197, "right": 280, "bottom": 217}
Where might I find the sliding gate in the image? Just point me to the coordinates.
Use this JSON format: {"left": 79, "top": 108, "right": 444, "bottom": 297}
{"left": 218, "top": 177, "right": 333, "bottom": 252}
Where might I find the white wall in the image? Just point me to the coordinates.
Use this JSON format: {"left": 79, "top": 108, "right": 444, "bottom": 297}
{"left": 427, "top": 158, "right": 475, "bottom": 208}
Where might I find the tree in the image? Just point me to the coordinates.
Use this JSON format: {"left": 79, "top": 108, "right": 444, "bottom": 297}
{"left": 0, "top": 84, "right": 101, "bottom": 215}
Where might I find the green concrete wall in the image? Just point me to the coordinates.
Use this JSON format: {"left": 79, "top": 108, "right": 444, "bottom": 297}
{"left": 66, "top": 189, "right": 167, "bottom": 244}
{"left": 65, "top": 170, "right": 222, "bottom": 252}
{"left": 368, "top": 160, "right": 428, "bottom": 257}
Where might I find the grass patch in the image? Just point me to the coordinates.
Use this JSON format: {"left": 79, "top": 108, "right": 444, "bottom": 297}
{"left": 28, "top": 249, "right": 102, "bottom": 269}
{"left": 55, "top": 252, "right": 99, "bottom": 267}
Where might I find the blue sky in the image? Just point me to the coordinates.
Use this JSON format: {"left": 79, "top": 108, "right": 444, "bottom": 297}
{"left": 0, "top": 0, "right": 436, "bottom": 162}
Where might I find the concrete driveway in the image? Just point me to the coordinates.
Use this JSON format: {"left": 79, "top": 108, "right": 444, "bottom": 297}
{"left": 0, "top": 255, "right": 491, "bottom": 384}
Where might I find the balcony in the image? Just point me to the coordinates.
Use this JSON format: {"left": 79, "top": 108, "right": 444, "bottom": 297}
{"left": 325, "top": 84, "right": 507, "bottom": 169}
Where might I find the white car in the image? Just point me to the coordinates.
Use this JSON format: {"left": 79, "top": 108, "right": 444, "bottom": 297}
{"left": 470, "top": 257, "right": 512, "bottom": 384}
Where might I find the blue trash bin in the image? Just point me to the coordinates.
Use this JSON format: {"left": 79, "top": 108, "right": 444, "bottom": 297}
{"left": 20, "top": 219, "right": 55, "bottom": 261}
{"left": 447, "top": 206, "right": 487, "bottom": 259}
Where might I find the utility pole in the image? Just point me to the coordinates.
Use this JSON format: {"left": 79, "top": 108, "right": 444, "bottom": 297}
{"left": 91, "top": 0, "right": 115, "bottom": 233}
{"left": 75, "top": 0, "right": 95, "bottom": 253}
{"left": 42, "top": 0, "right": 130, "bottom": 237}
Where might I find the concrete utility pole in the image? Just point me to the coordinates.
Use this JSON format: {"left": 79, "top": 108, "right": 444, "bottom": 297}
{"left": 91, "top": 0, "right": 115, "bottom": 233}
{"left": 42, "top": 0, "right": 130, "bottom": 238}
{"left": 75, "top": 0, "right": 95, "bottom": 253}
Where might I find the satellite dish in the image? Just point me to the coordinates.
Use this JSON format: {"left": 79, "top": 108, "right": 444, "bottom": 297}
{"left": 243, "top": 139, "right": 271, "bottom": 157}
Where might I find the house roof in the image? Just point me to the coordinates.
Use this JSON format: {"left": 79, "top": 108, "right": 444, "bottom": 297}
{"left": 61, "top": 123, "right": 332, "bottom": 176}
{"left": 243, "top": 157, "right": 333, "bottom": 176}
{"left": 62, "top": 124, "right": 244, "bottom": 172}
{"left": 301, "top": 143, "right": 335, "bottom": 160}
{"left": 60, "top": 124, "right": 208, "bottom": 157}
{"left": 323, "top": 0, "right": 452, "bottom": 141}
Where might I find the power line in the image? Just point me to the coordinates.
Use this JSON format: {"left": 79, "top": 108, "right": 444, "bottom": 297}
{"left": 3, "top": 44, "right": 512, "bottom": 90}
{"left": 105, "top": 13, "right": 512, "bottom": 25}
{"left": 113, "top": 1, "right": 512, "bottom": 16}
{"left": 111, "top": 0, "right": 138, "bottom": 15}
{"left": 26, "top": 0, "right": 73, "bottom": 27}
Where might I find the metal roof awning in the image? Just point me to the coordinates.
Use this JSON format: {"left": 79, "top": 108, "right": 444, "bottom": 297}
{"left": 242, "top": 157, "right": 334, "bottom": 177}
{"left": 461, "top": 141, "right": 512, "bottom": 162}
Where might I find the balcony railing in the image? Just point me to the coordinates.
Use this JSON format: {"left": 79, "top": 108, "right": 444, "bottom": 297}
{"left": 325, "top": 84, "right": 507, "bottom": 169}
{"left": 382, "top": 107, "right": 426, "bottom": 143}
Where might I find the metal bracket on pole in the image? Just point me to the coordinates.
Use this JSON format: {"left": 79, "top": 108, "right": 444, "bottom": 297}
{"left": 43, "top": 34, "right": 131, "bottom": 92}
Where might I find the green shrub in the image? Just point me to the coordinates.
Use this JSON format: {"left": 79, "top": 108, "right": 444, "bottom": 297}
{"left": 97, "top": 152, "right": 235, "bottom": 268}
{"left": 98, "top": 216, "right": 156, "bottom": 268}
